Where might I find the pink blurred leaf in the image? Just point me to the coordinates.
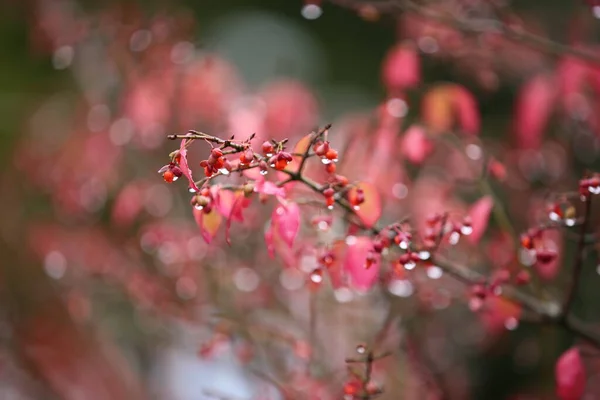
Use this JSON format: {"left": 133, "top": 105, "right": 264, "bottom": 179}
{"left": 556, "top": 347, "right": 586, "bottom": 400}
{"left": 265, "top": 226, "right": 275, "bottom": 258}
{"left": 381, "top": 42, "right": 420, "bottom": 91}
{"left": 193, "top": 207, "right": 222, "bottom": 244}
{"left": 454, "top": 85, "right": 480, "bottom": 135}
{"left": 111, "top": 182, "right": 146, "bottom": 227}
{"left": 273, "top": 202, "right": 300, "bottom": 248}
{"left": 535, "top": 229, "right": 562, "bottom": 280}
{"left": 401, "top": 125, "right": 433, "bottom": 164}
{"left": 513, "top": 74, "right": 557, "bottom": 150}
{"left": 254, "top": 179, "right": 286, "bottom": 198}
{"left": 467, "top": 196, "right": 493, "bottom": 244}
{"left": 344, "top": 236, "right": 379, "bottom": 291}
{"left": 479, "top": 296, "right": 522, "bottom": 336}
{"left": 178, "top": 139, "right": 200, "bottom": 193}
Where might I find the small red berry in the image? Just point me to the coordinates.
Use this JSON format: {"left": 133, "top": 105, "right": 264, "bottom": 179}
{"left": 323, "top": 187, "right": 335, "bottom": 197}
{"left": 163, "top": 170, "right": 175, "bottom": 183}
{"left": 262, "top": 141, "right": 274, "bottom": 155}
{"left": 325, "top": 162, "right": 336, "bottom": 174}
{"left": 275, "top": 158, "right": 288, "bottom": 170}
{"left": 325, "top": 148, "right": 338, "bottom": 161}
{"left": 315, "top": 142, "right": 330, "bottom": 157}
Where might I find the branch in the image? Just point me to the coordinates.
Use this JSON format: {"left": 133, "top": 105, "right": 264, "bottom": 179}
{"left": 561, "top": 195, "right": 593, "bottom": 320}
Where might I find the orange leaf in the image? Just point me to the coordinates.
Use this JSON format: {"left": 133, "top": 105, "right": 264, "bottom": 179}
{"left": 284, "top": 133, "right": 312, "bottom": 174}
{"left": 348, "top": 182, "right": 382, "bottom": 228}
{"left": 194, "top": 207, "right": 222, "bottom": 244}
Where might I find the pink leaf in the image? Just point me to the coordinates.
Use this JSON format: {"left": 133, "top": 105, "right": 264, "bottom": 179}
{"left": 254, "top": 179, "right": 286, "bottom": 198}
{"left": 178, "top": 139, "right": 200, "bottom": 193}
{"left": 556, "top": 347, "right": 586, "bottom": 400}
{"left": 344, "top": 237, "right": 379, "bottom": 291}
{"left": 273, "top": 202, "right": 300, "bottom": 248}
{"left": 401, "top": 125, "right": 433, "bottom": 164}
{"left": 513, "top": 74, "right": 557, "bottom": 150}
{"left": 467, "top": 196, "right": 493, "bottom": 244}
{"left": 381, "top": 42, "right": 420, "bottom": 92}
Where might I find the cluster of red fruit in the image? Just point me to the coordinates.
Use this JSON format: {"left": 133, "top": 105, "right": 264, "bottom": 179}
{"left": 190, "top": 187, "right": 215, "bottom": 214}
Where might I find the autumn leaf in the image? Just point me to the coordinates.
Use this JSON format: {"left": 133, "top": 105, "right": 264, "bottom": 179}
{"left": 555, "top": 347, "right": 586, "bottom": 400}
{"left": 348, "top": 182, "right": 382, "bottom": 229}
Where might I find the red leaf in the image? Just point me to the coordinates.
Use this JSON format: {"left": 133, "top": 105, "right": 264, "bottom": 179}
{"left": 401, "top": 125, "right": 433, "bottom": 164}
{"left": 193, "top": 207, "right": 222, "bottom": 244}
{"left": 349, "top": 182, "right": 382, "bottom": 229}
{"left": 513, "top": 74, "right": 557, "bottom": 150}
{"left": 381, "top": 42, "right": 421, "bottom": 92}
{"left": 467, "top": 196, "right": 493, "bottom": 244}
{"left": 178, "top": 138, "right": 200, "bottom": 193}
{"left": 344, "top": 236, "right": 379, "bottom": 291}
{"left": 272, "top": 201, "right": 300, "bottom": 248}
{"left": 556, "top": 347, "right": 586, "bottom": 400}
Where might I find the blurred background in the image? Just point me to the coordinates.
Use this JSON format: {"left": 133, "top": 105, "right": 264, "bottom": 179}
{"left": 2, "top": 0, "right": 600, "bottom": 399}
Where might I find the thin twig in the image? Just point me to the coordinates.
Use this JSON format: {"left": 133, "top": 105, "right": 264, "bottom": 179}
{"left": 562, "top": 195, "right": 593, "bottom": 321}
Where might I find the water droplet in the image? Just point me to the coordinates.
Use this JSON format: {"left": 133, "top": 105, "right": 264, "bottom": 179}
{"left": 404, "top": 261, "right": 416, "bottom": 270}
{"left": 356, "top": 344, "right": 367, "bottom": 354}
{"left": 218, "top": 168, "right": 230, "bottom": 175}
{"left": 353, "top": 205, "right": 360, "bottom": 211}
{"left": 327, "top": 205, "right": 334, "bottom": 210}
{"left": 426, "top": 266, "right": 443, "bottom": 279}
{"left": 52, "top": 46, "right": 74, "bottom": 69}
{"left": 310, "top": 268, "right": 323, "bottom": 283}
{"left": 388, "top": 280, "right": 413, "bottom": 297}
{"left": 317, "top": 221, "right": 330, "bottom": 231}
{"left": 260, "top": 170, "right": 268, "bottom": 176}
{"left": 549, "top": 211, "right": 561, "bottom": 222}
{"left": 334, "top": 287, "right": 353, "bottom": 303}
{"left": 419, "top": 251, "right": 431, "bottom": 260}
{"left": 44, "top": 251, "right": 67, "bottom": 279}
{"left": 234, "top": 267, "right": 260, "bottom": 292}
{"left": 386, "top": 98, "right": 408, "bottom": 118}
{"left": 399, "top": 240, "right": 409, "bottom": 250}
{"left": 194, "top": 204, "right": 204, "bottom": 211}
{"left": 189, "top": 187, "right": 198, "bottom": 193}
{"left": 465, "top": 144, "right": 482, "bottom": 160}
{"left": 448, "top": 231, "right": 460, "bottom": 245}
{"left": 504, "top": 317, "right": 519, "bottom": 331}
{"left": 321, "top": 158, "right": 331, "bottom": 165}
{"left": 565, "top": 218, "right": 576, "bottom": 227}
{"left": 301, "top": 4, "right": 322, "bottom": 19}
{"left": 460, "top": 225, "right": 473, "bottom": 235}
{"left": 172, "top": 175, "right": 179, "bottom": 181}
{"left": 590, "top": 186, "right": 600, "bottom": 195}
